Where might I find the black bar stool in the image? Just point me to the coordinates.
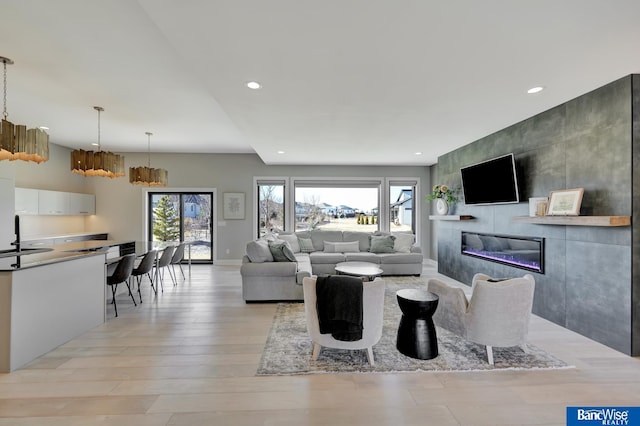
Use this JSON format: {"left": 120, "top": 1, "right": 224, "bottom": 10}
{"left": 106, "top": 254, "right": 136, "bottom": 317}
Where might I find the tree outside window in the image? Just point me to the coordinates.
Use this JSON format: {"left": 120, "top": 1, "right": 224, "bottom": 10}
{"left": 153, "top": 195, "right": 180, "bottom": 242}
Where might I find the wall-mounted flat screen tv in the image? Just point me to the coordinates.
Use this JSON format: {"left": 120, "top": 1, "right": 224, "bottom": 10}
{"left": 460, "top": 153, "right": 520, "bottom": 205}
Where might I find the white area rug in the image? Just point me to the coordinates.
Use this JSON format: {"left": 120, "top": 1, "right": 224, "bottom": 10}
{"left": 257, "top": 276, "right": 573, "bottom": 375}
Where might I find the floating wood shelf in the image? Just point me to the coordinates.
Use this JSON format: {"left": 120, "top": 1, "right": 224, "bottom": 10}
{"left": 512, "top": 215, "right": 630, "bottom": 227}
{"left": 429, "top": 215, "right": 475, "bottom": 221}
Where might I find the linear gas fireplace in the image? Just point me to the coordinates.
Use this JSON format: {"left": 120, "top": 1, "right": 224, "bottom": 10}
{"left": 461, "top": 231, "right": 544, "bottom": 273}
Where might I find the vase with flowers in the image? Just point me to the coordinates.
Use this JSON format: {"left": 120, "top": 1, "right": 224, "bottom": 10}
{"left": 426, "top": 184, "right": 459, "bottom": 215}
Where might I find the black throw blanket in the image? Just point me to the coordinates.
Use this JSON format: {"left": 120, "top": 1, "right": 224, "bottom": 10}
{"left": 316, "top": 275, "right": 363, "bottom": 341}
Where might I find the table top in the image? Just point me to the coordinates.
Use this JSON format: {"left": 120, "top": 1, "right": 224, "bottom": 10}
{"left": 396, "top": 289, "right": 439, "bottom": 302}
{"left": 335, "top": 261, "right": 383, "bottom": 277}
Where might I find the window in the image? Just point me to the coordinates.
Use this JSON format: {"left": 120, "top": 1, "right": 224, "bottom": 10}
{"left": 293, "top": 179, "right": 380, "bottom": 233}
{"left": 254, "top": 177, "right": 420, "bottom": 242}
{"left": 389, "top": 181, "right": 417, "bottom": 234}
{"left": 257, "top": 179, "right": 286, "bottom": 237}
{"left": 148, "top": 192, "right": 214, "bottom": 263}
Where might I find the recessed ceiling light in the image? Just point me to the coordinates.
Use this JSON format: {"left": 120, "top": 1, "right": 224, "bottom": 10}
{"left": 277, "top": 150, "right": 285, "bottom": 154}
{"left": 38, "top": 126, "right": 49, "bottom": 130}
{"left": 415, "top": 152, "right": 422, "bottom": 155}
{"left": 527, "top": 86, "right": 544, "bottom": 94}
{"left": 247, "top": 81, "right": 261, "bottom": 90}
{"left": 91, "top": 143, "right": 99, "bottom": 147}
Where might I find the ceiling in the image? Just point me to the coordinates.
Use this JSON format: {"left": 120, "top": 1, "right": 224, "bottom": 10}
{"left": 2, "top": 1, "right": 640, "bottom": 166}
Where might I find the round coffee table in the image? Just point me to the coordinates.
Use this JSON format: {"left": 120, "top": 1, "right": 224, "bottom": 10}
{"left": 396, "top": 289, "right": 439, "bottom": 360}
{"left": 334, "top": 261, "right": 383, "bottom": 281}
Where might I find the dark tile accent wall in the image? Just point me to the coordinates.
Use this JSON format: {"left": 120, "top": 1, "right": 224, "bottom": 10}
{"left": 434, "top": 75, "right": 638, "bottom": 355}
{"left": 632, "top": 74, "right": 640, "bottom": 356}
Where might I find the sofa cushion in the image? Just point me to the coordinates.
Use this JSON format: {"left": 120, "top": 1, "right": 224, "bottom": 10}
{"left": 324, "top": 241, "right": 360, "bottom": 253}
{"left": 268, "top": 240, "right": 297, "bottom": 262}
{"left": 345, "top": 252, "right": 381, "bottom": 263}
{"left": 393, "top": 233, "right": 414, "bottom": 253}
{"left": 378, "top": 252, "right": 424, "bottom": 264}
{"left": 278, "top": 233, "right": 300, "bottom": 253}
{"left": 308, "top": 230, "right": 344, "bottom": 251}
{"left": 342, "top": 231, "right": 371, "bottom": 252}
{"left": 246, "top": 239, "right": 274, "bottom": 263}
{"left": 298, "top": 237, "right": 315, "bottom": 253}
{"left": 369, "top": 234, "right": 396, "bottom": 253}
{"left": 309, "top": 252, "right": 347, "bottom": 264}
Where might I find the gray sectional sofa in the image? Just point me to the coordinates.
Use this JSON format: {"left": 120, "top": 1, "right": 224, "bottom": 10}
{"left": 240, "top": 230, "right": 423, "bottom": 302}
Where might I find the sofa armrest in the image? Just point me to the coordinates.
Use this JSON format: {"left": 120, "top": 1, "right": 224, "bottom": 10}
{"left": 427, "top": 278, "right": 469, "bottom": 337}
{"left": 410, "top": 245, "right": 422, "bottom": 254}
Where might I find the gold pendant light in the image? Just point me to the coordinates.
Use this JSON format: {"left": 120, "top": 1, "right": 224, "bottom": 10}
{"left": 0, "top": 56, "right": 49, "bottom": 163}
{"left": 129, "top": 132, "right": 168, "bottom": 187}
{"left": 70, "top": 106, "right": 124, "bottom": 178}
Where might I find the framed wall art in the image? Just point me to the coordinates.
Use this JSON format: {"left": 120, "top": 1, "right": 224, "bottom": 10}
{"left": 546, "top": 188, "right": 584, "bottom": 216}
{"left": 223, "top": 192, "right": 245, "bottom": 219}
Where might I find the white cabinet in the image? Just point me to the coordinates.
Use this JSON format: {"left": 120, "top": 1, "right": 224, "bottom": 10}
{"left": 37, "top": 190, "right": 68, "bottom": 215}
{"left": 67, "top": 193, "right": 95, "bottom": 215}
{"left": 15, "top": 188, "right": 39, "bottom": 215}
{"left": 17, "top": 188, "right": 96, "bottom": 216}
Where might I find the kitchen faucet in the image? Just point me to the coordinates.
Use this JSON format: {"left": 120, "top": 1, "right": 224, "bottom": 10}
{"left": 12, "top": 215, "right": 20, "bottom": 252}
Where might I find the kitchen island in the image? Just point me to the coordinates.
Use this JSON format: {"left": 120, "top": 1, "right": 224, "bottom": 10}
{"left": 0, "top": 240, "right": 135, "bottom": 372}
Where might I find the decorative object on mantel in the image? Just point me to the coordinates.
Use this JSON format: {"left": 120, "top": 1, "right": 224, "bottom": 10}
{"left": 0, "top": 56, "right": 49, "bottom": 164}
{"left": 546, "top": 188, "right": 584, "bottom": 216}
{"left": 70, "top": 106, "right": 125, "bottom": 178}
{"left": 528, "top": 197, "right": 548, "bottom": 217}
{"left": 129, "top": 132, "right": 168, "bottom": 187}
{"left": 426, "top": 184, "right": 459, "bottom": 215}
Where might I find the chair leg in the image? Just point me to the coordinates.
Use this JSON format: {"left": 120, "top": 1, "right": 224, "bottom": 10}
{"left": 486, "top": 345, "right": 494, "bottom": 365}
{"left": 168, "top": 264, "right": 177, "bottom": 286}
{"left": 366, "top": 347, "right": 375, "bottom": 366}
{"left": 311, "top": 343, "right": 321, "bottom": 361}
{"left": 125, "top": 278, "right": 137, "bottom": 306}
{"left": 110, "top": 284, "right": 118, "bottom": 317}
{"left": 178, "top": 263, "right": 185, "bottom": 279}
{"left": 146, "top": 272, "right": 157, "bottom": 295}
{"left": 136, "top": 275, "right": 143, "bottom": 304}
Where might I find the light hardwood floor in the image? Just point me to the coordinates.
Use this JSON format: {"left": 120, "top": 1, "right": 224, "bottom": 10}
{"left": 0, "top": 263, "right": 639, "bottom": 425}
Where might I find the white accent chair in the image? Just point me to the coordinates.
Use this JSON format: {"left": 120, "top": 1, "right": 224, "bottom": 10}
{"left": 302, "top": 276, "right": 385, "bottom": 366}
{"left": 427, "top": 273, "right": 535, "bottom": 365}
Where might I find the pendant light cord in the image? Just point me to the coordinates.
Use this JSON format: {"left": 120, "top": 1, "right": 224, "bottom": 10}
{"left": 94, "top": 106, "right": 104, "bottom": 151}
{"left": 2, "top": 60, "right": 8, "bottom": 120}
{"left": 146, "top": 132, "right": 152, "bottom": 168}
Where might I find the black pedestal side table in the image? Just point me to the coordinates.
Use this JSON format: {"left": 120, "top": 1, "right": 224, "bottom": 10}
{"left": 396, "top": 289, "right": 439, "bottom": 360}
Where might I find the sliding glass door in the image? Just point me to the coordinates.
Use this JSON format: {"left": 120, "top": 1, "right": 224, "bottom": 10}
{"left": 148, "top": 192, "right": 213, "bottom": 263}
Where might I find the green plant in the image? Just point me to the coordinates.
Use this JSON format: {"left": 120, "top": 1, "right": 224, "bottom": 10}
{"left": 426, "top": 184, "right": 459, "bottom": 204}
{"left": 153, "top": 195, "right": 180, "bottom": 241}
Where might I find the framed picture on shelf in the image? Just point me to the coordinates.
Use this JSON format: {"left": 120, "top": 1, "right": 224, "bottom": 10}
{"left": 223, "top": 192, "right": 245, "bottom": 219}
{"left": 546, "top": 188, "right": 584, "bottom": 216}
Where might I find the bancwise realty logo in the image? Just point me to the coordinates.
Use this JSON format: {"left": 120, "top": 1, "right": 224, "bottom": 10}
{"left": 567, "top": 407, "right": 640, "bottom": 425}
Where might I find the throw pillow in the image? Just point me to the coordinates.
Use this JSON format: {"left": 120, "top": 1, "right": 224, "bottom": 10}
{"left": 298, "top": 237, "right": 315, "bottom": 253}
{"left": 278, "top": 233, "right": 300, "bottom": 253}
{"left": 369, "top": 235, "right": 396, "bottom": 253}
{"left": 246, "top": 239, "right": 274, "bottom": 263}
{"left": 393, "top": 233, "right": 414, "bottom": 253}
{"left": 268, "top": 240, "right": 297, "bottom": 262}
{"left": 323, "top": 241, "right": 360, "bottom": 253}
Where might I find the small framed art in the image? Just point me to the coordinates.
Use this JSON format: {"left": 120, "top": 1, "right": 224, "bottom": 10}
{"left": 546, "top": 188, "right": 584, "bottom": 216}
{"left": 223, "top": 192, "right": 245, "bottom": 219}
